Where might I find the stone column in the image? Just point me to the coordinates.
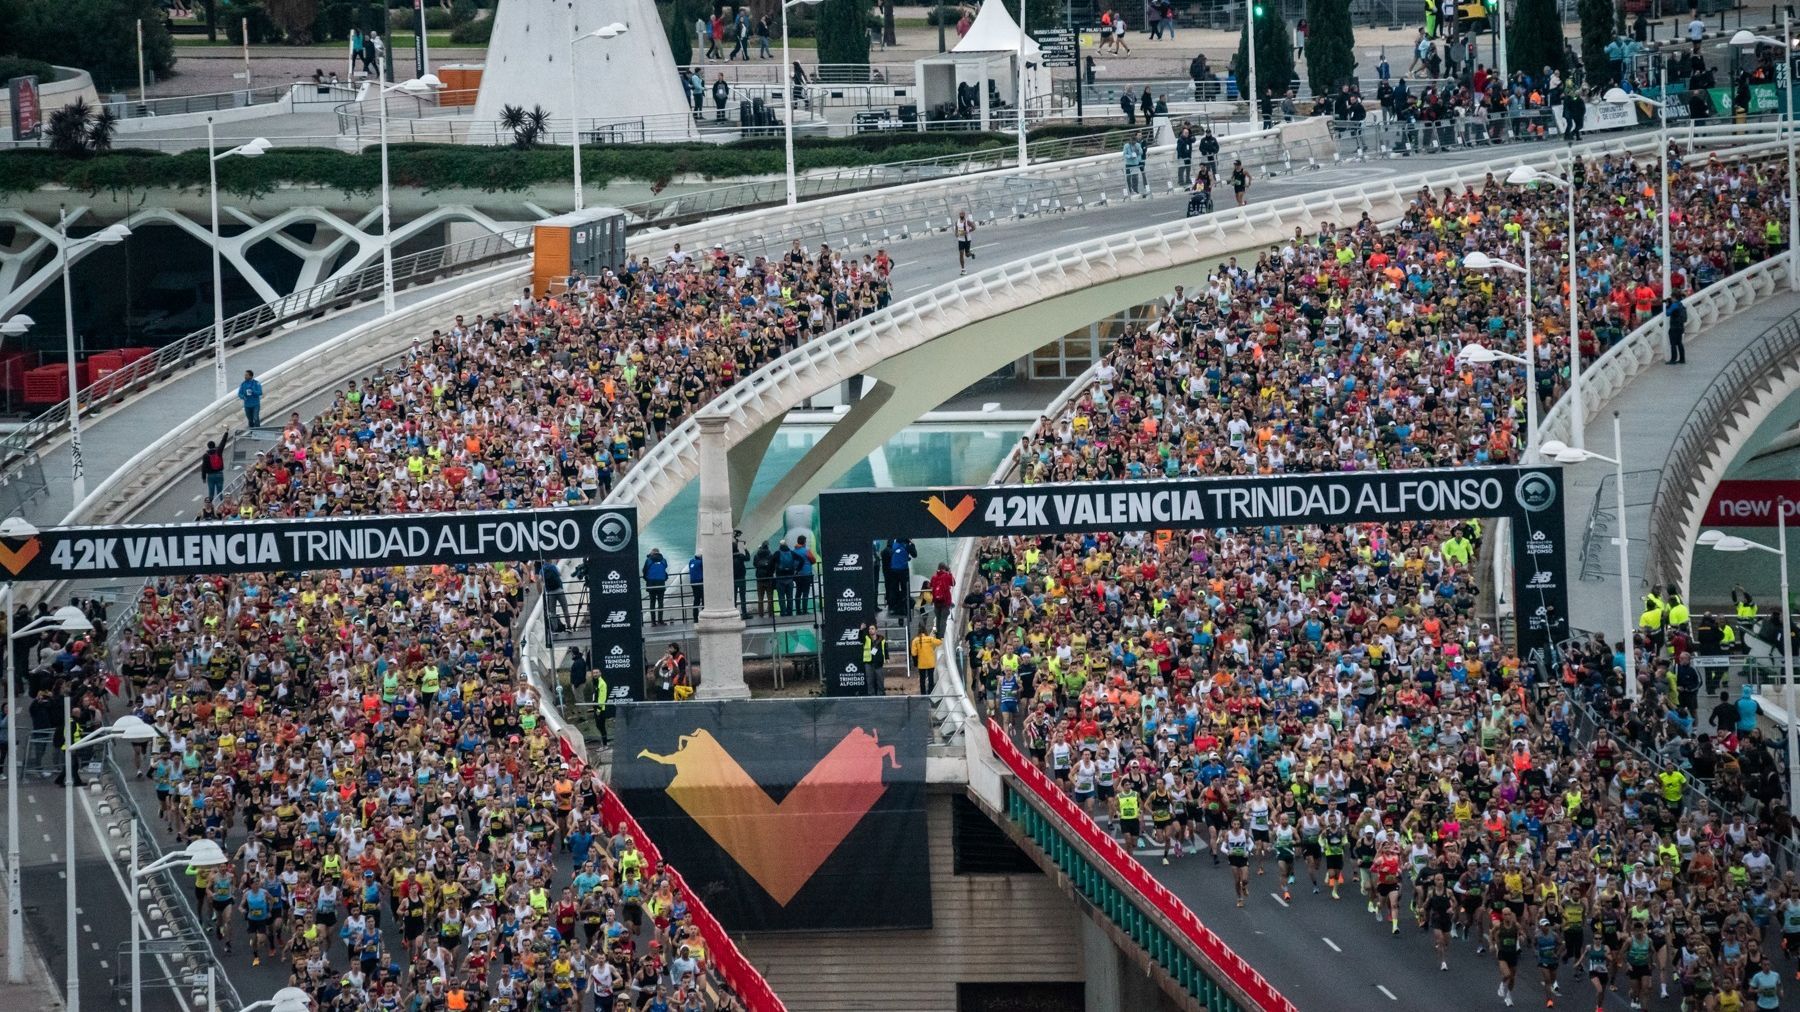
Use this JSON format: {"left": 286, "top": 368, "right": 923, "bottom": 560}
{"left": 694, "top": 413, "right": 750, "bottom": 699}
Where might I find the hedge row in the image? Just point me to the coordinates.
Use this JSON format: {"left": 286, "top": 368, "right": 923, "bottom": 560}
{"left": 0, "top": 127, "right": 1116, "bottom": 198}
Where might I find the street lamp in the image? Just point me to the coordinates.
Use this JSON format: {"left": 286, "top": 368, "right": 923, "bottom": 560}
{"left": 567, "top": 23, "right": 627, "bottom": 212}
{"left": 1506, "top": 164, "right": 1584, "bottom": 452}
{"left": 1732, "top": 20, "right": 1799, "bottom": 288}
{"left": 0, "top": 315, "right": 30, "bottom": 338}
{"left": 782, "top": 0, "right": 824, "bottom": 207}
{"left": 1245, "top": 0, "right": 1259, "bottom": 130}
{"left": 2, "top": 574, "right": 88, "bottom": 985}
{"left": 1462, "top": 244, "right": 1541, "bottom": 462}
{"left": 204, "top": 121, "right": 270, "bottom": 401}
{"left": 131, "top": 837, "right": 225, "bottom": 1012}
{"left": 54, "top": 212, "right": 132, "bottom": 505}
{"left": 1605, "top": 81, "right": 1671, "bottom": 304}
{"left": 373, "top": 71, "right": 443, "bottom": 315}
{"left": 239, "top": 986, "right": 313, "bottom": 1012}
{"left": 1543, "top": 413, "right": 1635, "bottom": 704}
{"left": 1699, "top": 507, "right": 1798, "bottom": 815}
{"left": 1015, "top": 0, "right": 1029, "bottom": 169}
{"left": 63, "top": 711, "right": 156, "bottom": 1012}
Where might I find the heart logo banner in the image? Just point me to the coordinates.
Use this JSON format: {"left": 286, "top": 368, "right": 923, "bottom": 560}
{"left": 615, "top": 696, "right": 932, "bottom": 932}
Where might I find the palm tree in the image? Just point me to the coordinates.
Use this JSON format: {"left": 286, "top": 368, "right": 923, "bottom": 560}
{"left": 88, "top": 108, "right": 118, "bottom": 153}
{"left": 47, "top": 99, "right": 94, "bottom": 157}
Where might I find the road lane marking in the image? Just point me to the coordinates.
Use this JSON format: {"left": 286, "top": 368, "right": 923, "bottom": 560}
{"left": 76, "top": 789, "right": 193, "bottom": 1012}
{"left": 1322, "top": 937, "right": 1341, "bottom": 952}
{"left": 1376, "top": 985, "right": 1398, "bottom": 1001}
{"left": 1269, "top": 892, "right": 1288, "bottom": 907}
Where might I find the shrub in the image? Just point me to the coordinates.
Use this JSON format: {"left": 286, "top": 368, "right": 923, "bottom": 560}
{"left": 389, "top": 7, "right": 453, "bottom": 32}
{"left": 448, "top": 15, "right": 491, "bottom": 43}
{"left": 0, "top": 56, "right": 57, "bottom": 85}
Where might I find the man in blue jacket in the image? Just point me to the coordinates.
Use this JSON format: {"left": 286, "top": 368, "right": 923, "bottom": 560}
{"left": 237, "top": 369, "right": 263, "bottom": 428}
{"left": 643, "top": 548, "right": 669, "bottom": 626}
{"left": 687, "top": 553, "right": 704, "bottom": 621}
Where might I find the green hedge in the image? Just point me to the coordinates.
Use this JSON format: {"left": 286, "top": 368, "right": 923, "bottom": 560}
{"left": 449, "top": 16, "right": 492, "bottom": 43}
{"left": 0, "top": 56, "right": 56, "bottom": 85}
{"left": 0, "top": 129, "right": 1117, "bottom": 198}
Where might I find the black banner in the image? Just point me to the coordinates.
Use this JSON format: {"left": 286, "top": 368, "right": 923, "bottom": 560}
{"left": 818, "top": 467, "right": 1569, "bottom": 693}
{"left": 0, "top": 505, "right": 638, "bottom": 582}
{"left": 613, "top": 697, "right": 931, "bottom": 932}
{"left": 587, "top": 549, "right": 646, "bottom": 704}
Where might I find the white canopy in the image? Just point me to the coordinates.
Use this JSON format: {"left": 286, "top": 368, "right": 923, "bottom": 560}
{"left": 953, "top": 0, "right": 1043, "bottom": 59}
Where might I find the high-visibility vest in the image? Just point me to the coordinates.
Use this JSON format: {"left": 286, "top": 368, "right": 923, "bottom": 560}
{"left": 1669, "top": 601, "right": 1690, "bottom": 626}
{"left": 1639, "top": 607, "right": 1663, "bottom": 630}
{"left": 1722, "top": 625, "right": 1738, "bottom": 645}
{"left": 1738, "top": 601, "right": 1758, "bottom": 621}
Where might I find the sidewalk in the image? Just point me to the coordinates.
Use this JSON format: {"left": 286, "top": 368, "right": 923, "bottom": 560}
{"left": 0, "top": 874, "right": 65, "bottom": 1009}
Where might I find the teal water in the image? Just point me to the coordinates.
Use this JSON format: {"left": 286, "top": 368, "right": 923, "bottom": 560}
{"left": 640, "top": 423, "right": 1027, "bottom": 571}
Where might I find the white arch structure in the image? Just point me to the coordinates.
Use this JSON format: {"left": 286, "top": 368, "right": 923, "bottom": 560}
{"left": 0, "top": 203, "right": 517, "bottom": 322}
{"left": 605, "top": 139, "right": 1670, "bottom": 540}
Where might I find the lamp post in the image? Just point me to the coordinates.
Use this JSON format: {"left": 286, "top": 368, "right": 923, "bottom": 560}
{"left": 2, "top": 570, "right": 88, "bottom": 985}
{"left": 1732, "top": 18, "right": 1798, "bottom": 288}
{"left": 54, "top": 211, "right": 132, "bottom": 505}
{"left": 1699, "top": 508, "right": 1798, "bottom": 814}
{"left": 1245, "top": 0, "right": 1258, "bottom": 130}
{"left": 1462, "top": 240, "right": 1541, "bottom": 462}
{"left": 1605, "top": 78, "right": 1671, "bottom": 302}
{"left": 372, "top": 71, "right": 443, "bottom": 315}
{"left": 63, "top": 712, "right": 156, "bottom": 1011}
{"left": 782, "top": 0, "right": 823, "bottom": 207}
{"left": 567, "top": 23, "right": 628, "bottom": 212}
{"left": 239, "top": 986, "right": 313, "bottom": 1012}
{"left": 131, "top": 837, "right": 226, "bottom": 1012}
{"left": 1015, "top": 0, "right": 1028, "bottom": 168}
{"left": 1506, "top": 164, "right": 1583, "bottom": 451}
{"left": 205, "top": 120, "right": 271, "bottom": 400}
{"left": 1543, "top": 414, "right": 1635, "bottom": 701}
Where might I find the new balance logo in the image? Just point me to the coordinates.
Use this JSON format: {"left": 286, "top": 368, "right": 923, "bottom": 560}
{"left": 836, "top": 554, "right": 860, "bottom": 567}
{"left": 605, "top": 610, "right": 627, "bottom": 623}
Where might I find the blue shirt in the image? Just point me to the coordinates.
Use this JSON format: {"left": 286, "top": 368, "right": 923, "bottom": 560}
{"left": 237, "top": 378, "right": 262, "bottom": 404}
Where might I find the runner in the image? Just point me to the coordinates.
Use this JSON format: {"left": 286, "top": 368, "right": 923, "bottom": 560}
{"left": 1229, "top": 159, "right": 1250, "bottom": 207}
{"left": 954, "top": 211, "right": 976, "bottom": 275}
{"left": 1496, "top": 908, "right": 1523, "bottom": 1007}
{"left": 1533, "top": 918, "right": 1562, "bottom": 1006}
{"left": 1114, "top": 781, "right": 1144, "bottom": 850}
{"left": 1223, "top": 818, "right": 1253, "bottom": 908}
{"left": 1272, "top": 815, "right": 1298, "bottom": 902}
{"left": 1424, "top": 875, "right": 1455, "bottom": 971}
{"left": 1298, "top": 810, "right": 1324, "bottom": 895}
{"left": 1372, "top": 842, "right": 1403, "bottom": 935}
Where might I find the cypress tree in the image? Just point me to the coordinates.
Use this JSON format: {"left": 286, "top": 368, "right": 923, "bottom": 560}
{"left": 1507, "top": 0, "right": 1565, "bottom": 80}
{"left": 1230, "top": 4, "right": 1296, "bottom": 111}
{"left": 664, "top": 0, "right": 693, "bottom": 67}
{"left": 816, "top": 0, "right": 871, "bottom": 66}
{"left": 1579, "top": 0, "right": 1613, "bottom": 88}
{"left": 1302, "top": 0, "right": 1354, "bottom": 99}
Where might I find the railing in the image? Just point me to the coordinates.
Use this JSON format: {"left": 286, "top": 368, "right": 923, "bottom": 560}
{"left": 596, "top": 786, "right": 785, "bottom": 1012}
{"left": 0, "top": 226, "right": 532, "bottom": 483}
{"left": 1647, "top": 299, "right": 1800, "bottom": 588}
{"left": 988, "top": 720, "right": 1295, "bottom": 1012}
{"left": 99, "top": 84, "right": 293, "bottom": 120}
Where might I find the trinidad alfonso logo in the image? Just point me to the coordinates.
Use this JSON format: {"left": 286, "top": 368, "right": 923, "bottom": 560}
{"left": 637, "top": 728, "right": 900, "bottom": 905}
{"left": 0, "top": 536, "right": 39, "bottom": 576}
{"left": 924, "top": 494, "right": 976, "bottom": 533}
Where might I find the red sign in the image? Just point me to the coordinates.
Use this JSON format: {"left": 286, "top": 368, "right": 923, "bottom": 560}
{"left": 1700, "top": 480, "right": 1800, "bottom": 527}
{"left": 8, "top": 76, "right": 41, "bottom": 142}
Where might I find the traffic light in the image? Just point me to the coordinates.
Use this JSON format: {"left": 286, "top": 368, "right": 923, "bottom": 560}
{"left": 1252, "top": 2, "right": 1264, "bottom": 16}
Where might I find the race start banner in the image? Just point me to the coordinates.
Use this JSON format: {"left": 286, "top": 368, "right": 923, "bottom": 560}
{"left": 817, "top": 466, "right": 1570, "bottom": 694}
{"left": 0, "top": 505, "right": 637, "bottom": 581}
{"left": 613, "top": 697, "right": 931, "bottom": 932}
{"left": 0, "top": 504, "right": 649, "bottom": 699}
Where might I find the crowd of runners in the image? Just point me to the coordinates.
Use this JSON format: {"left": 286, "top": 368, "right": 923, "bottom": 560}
{"left": 61, "top": 242, "right": 899, "bottom": 1010}
{"left": 963, "top": 148, "right": 1799, "bottom": 1011}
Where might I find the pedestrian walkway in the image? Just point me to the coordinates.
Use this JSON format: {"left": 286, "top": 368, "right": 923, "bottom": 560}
{"left": 19, "top": 262, "right": 519, "bottom": 528}
{"left": 1560, "top": 290, "right": 1800, "bottom": 637}
{"left": 0, "top": 872, "right": 65, "bottom": 1009}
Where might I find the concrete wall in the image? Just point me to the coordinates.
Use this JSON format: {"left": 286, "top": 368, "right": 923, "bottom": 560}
{"left": 738, "top": 789, "right": 1086, "bottom": 1012}
{"left": 0, "top": 66, "right": 100, "bottom": 135}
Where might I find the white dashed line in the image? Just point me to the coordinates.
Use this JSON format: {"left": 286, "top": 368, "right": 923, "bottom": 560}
{"left": 34, "top": 813, "right": 43, "bottom": 823}
{"left": 1321, "top": 937, "right": 1341, "bottom": 952}
{"left": 1376, "top": 986, "right": 1398, "bottom": 1001}
{"left": 1268, "top": 892, "right": 1288, "bottom": 907}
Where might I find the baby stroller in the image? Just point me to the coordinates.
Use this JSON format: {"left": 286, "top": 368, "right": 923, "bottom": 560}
{"left": 1185, "top": 188, "right": 1213, "bottom": 217}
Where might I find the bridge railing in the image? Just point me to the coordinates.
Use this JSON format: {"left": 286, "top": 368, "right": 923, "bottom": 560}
{"left": 986, "top": 719, "right": 1295, "bottom": 1012}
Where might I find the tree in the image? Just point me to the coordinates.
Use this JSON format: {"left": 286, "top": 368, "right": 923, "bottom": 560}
{"left": 1508, "top": 0, "right": 1565, "bottom": 80}
{"left": 1231, "top": 3, "right": 1295, "bottom": 111}
{"left": 663, "top": 0, "right": 693, "bottom": 65}
{"left": 814, "top": 0, "right": 869, "bottom": 65}
{"left": 1023, "top": 0, "right": 1063, "bottom": 32}
{"left": 1302, "top": 0, "right": 1353, "bottom": 98}
{"left": 44, "top": 98, "right": 116, "bottom": 157}
{"left": 1579, "top": 0, "right": 1613, "bottom": 88}
{"left": 268, "top": 0, "right": 320, "bottom": 43}
{"left": 0, "top": 0, "right": 176, "bottom": 91}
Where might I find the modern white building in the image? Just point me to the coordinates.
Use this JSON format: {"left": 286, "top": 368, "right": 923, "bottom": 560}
{"left": 471, "top": 0, "right": 697, "bottom": 144}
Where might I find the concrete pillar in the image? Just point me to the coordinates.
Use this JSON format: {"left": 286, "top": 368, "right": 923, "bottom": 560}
{"left": 1081, "top": 915, "right": 1124, "bottom": 1012}
{"left": 694, "top": 413, "right": 750, "bottom": 700}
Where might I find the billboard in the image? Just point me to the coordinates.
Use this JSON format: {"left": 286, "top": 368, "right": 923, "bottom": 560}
{"left": 8, "top": 76, "right": 41, "bottom": 142}
{"left": 818, "top": 466, "right": 1570, "bottom": 693}
{"left": 613, "top": 697, "right": 932, "bottom": 932}
{"left": 1701, "top": 479, "right": 1800, "bottom": 528}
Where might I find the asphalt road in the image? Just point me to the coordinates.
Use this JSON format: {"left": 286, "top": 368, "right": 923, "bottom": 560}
{"left": 17, "top": 135, "right": 1574, "bottom": 1011}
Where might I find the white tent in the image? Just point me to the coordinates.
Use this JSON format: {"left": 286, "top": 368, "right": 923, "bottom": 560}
{"left": 913, "top": 1, "right": 1051, "bottom": 130}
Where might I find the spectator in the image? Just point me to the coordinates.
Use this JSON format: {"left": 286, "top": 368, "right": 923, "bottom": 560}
{"left": 643, "top": 547, "right": 670, "bottom": 626}
{"left": 198, "top": 429, "right": 229, "bottom": 503}
{"left": 237, "top": 369, "right": 263, "bottom": 428}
